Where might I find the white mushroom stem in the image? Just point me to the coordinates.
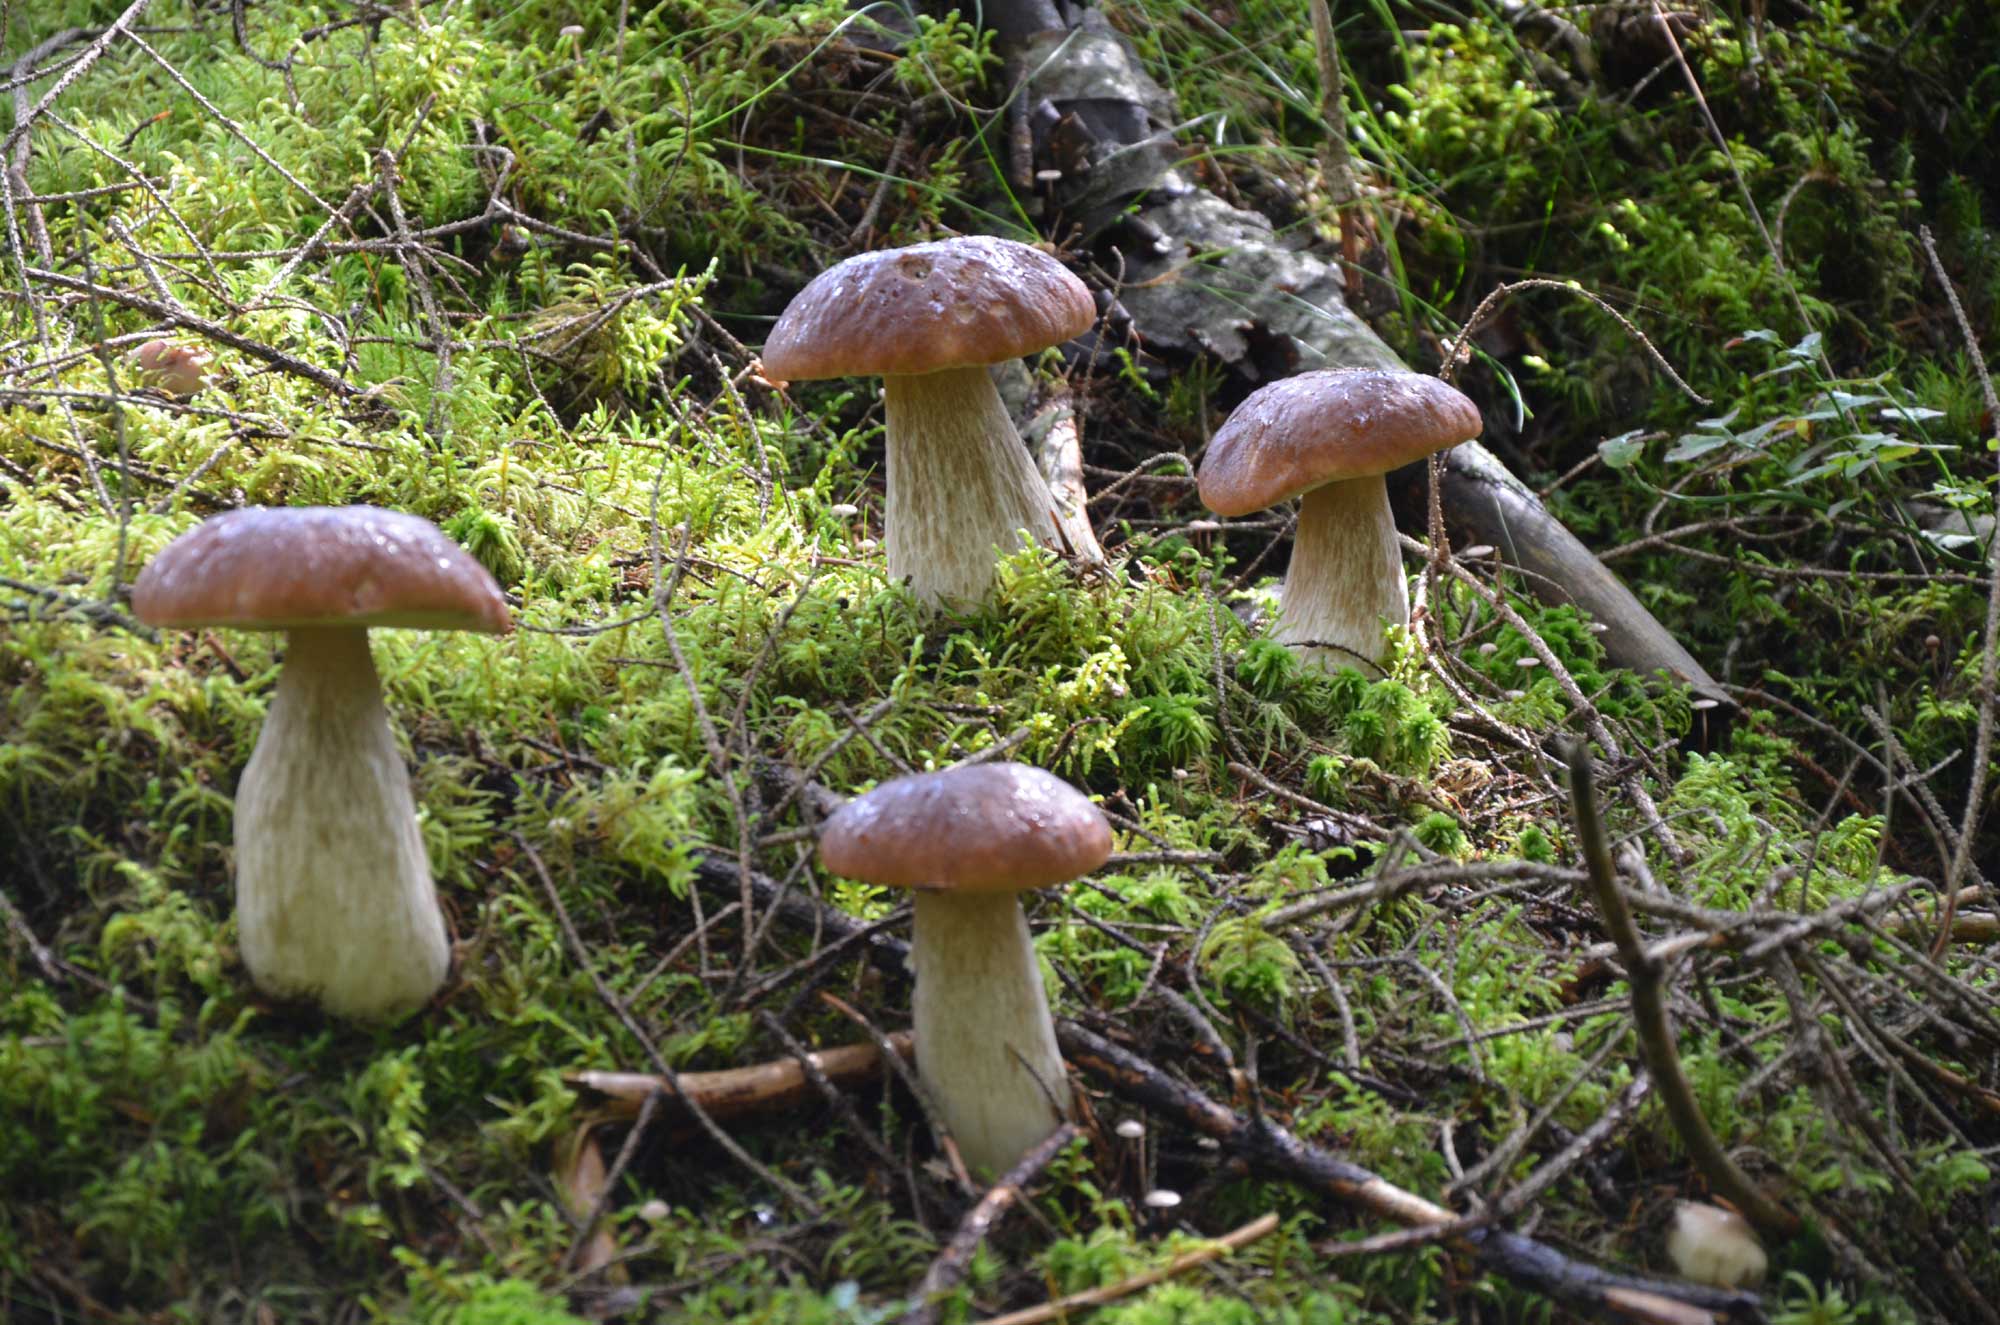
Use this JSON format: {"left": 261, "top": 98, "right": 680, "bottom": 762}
{"left": 1275, "top": 474, "right": 1408, "bottom": 673}
{"left": 234, "top": 625, "right": 449, "bottom": 1020}
{"left": 882, "top": 365, "right": 1066, "bottom": 608}
{"left": 909, "top": 889, "right": 1071, "bottom": 1176}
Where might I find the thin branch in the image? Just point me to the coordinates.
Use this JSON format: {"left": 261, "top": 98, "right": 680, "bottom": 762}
{"left": 1563, "top": 739, "right": 1796, "bottom": 1237}
{"left": 978, "top": 1211, "right": 1280, "bottom": 1325}
{"left": 569, "top": 1034, "right": 913, "bottom": 1122}
{"left": 1916, "top": 223, "right": 2000, "bottom": 959}
{"left": 902, "top": 1122, "right": 1080, "bottom": 1325}
{"left": 1056, "top": 1022, "right": 1758, "bottom": 1323}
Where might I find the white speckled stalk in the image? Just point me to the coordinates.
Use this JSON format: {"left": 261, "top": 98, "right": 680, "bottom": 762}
{"left": 1274, "top": 476, "right": 1408, "bottom": 673}
{"left": 882, "top": 366, "right": 1064, "bottom": 609}
{"left": 910, "top": 889, "right": 1071, "bottom": 1176}
{"left": 234, "top": 625, "right": 449, "bottom": 1020}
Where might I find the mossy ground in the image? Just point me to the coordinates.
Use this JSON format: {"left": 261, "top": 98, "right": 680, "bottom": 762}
{"left": 2, "top": 1, "right": 1997, "bottom": 1322}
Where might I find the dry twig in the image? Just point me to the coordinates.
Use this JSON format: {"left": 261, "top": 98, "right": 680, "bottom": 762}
{"left": 902, "top": 1122, "right": 1081, "bottom": 1325}
{"left": 570, "top": 1034, "right": 913, "bottom": 1121}
{"left": 977, "top": 1211, "right": 1280, "bottom": 1325}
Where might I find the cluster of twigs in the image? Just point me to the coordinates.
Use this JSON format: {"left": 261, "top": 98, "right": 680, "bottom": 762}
{"left": 610, "top": 697, "right": 1998, "bottom": 1321}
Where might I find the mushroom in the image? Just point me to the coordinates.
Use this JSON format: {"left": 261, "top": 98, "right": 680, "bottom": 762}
{"left": 132, "top": 506, "right": 511, "bottom": 1020}
{"left": 1197, "top": 369, "right": 1482, "bottom": 672}
{"left": 818, "top": 762, "right": 1111, "bottom": 1175}
{"left": 763, "top": 236, "right": 1095, "bottom": 608}
{"left": 132, "top": 339, "right": 214, "bottom": 398}
{"left": 1665, "top": 1201, "right": 1767, "bottom": 1289}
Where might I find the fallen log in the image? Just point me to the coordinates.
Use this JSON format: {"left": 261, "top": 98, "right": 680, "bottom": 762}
{"left": 1424, "top": 445, "right": 1729, "bottom": 713}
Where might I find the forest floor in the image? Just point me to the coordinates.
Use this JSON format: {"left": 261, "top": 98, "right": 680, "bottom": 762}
{"left": 2, "top": 1, "right": 1998, "bottom": 1322}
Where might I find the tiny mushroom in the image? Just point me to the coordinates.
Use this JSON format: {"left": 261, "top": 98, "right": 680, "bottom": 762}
{"left": 1198, "top": 368, "right": 1482, "bottom": 671}
{"left": 1665, "top": 1201, "right": 1767, "bottom": 1290}
{"left": 133, "top": 339, "right": 214, "bottom": 398}
{"left": 818, "top": 762, "right": 1112, "bottom": 1176}
{"left": 133, "top": 506, "right": 511, "bottom": 1020}
{"left": 763, "top": 236, "right": 1095, "bottom": 608}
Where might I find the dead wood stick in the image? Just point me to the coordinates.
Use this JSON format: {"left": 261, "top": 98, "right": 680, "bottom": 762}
{"left": 978, "top": 1212, "right": 1281, "bottom": 1325}
{"left": 995, "top": 359, "right": 1106, "bottom": 565}
{"left": 7, "top": 27, "right": 95, "bottom": 266}
{"left": 902, "top": 1122, "right": 1081, "bottom": 1325}
{"left": 1055, "top": 1021, "right": 1761, "bottom": 1325}
{"left": 0, "top": 880, "right": 65, "bottom": 984}
{"left": 1564, "top": 739, "right": 1797, "bottom": 1239}
{"left": 569, "top": 1033, "right": 912, "bottom": 1122}
{"left": 1886, "top": 1037, "right": 2000, "bottom": 1119}
{"left": 1025, "top": 383, "right": 1105, "bottom": 565}
{"left": 1903, "top": 913, "right": 2000, "bottom": 944}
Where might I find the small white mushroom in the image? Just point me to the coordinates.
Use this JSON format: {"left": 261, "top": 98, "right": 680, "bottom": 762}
{"left": 1666, "top": 1201, "right": 1767, "bottom": 1289}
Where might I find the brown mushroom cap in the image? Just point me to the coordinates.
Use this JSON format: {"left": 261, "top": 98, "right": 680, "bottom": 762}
{"left": 763, "top": 236, "right": 1094, "bottom": 382}
{"left": 1197, "top": 369, "right": 1482, "bottom": 517}
{"left": 133, "top": 339, "right": 214, "bottom": 398}
{"left": 133, "top": 505, "right": 512, "bottom": 633}
{"left": 819, "top": 763, "right": 1112, "bottom": 893}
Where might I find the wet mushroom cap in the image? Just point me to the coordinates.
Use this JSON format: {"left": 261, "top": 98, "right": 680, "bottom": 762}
{"left": 819, "top": 763, "right": 1112, "bottom": 892}
{"left": 1197, "top": 369, "right": 1482, "bottom": 517}
{"left": 132, "top": 505, "right": 512, "bottom": 634}
{"left": 762, "top": 236, "right": 1094, "bottom": 382}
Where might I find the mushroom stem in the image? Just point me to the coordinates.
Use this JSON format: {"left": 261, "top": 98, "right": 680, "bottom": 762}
{"left": 909, "top": 889, "right": 1071, "bottom": 1176}
{"left": 234, "top": 625, "right": 449, "bottom": 1020}
{"left": 1276, "top": 475, "right": 1407, "bottom": 672}
{"left": 882, "top": 366, "right": 1065, "bottom": 608}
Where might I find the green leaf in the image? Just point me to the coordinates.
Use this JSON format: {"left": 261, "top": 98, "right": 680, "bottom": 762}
{"left": 1665, "top": 432, "right": 1732, "bottom": 463}
{"left": 1598, "top": 429, "right": 1647, "bottom": 469}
